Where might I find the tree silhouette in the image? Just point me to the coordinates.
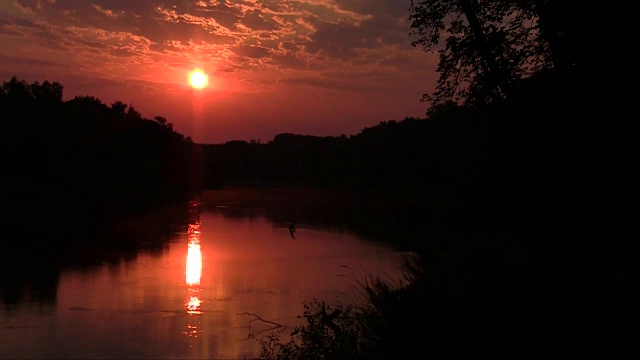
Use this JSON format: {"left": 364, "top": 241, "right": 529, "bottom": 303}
{"left": 409, "top": 0, "right": 541, "bottom": 106}
{"left": 408, "top": 0, "right": 632, "bottom": 109}
{"left": 1, "top": 77, "right": 202, "bottom": 241}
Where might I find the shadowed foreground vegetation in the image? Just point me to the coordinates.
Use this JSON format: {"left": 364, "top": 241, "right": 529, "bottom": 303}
{"left": 244, "top": 86, "right": 633, "bottom": 358}
{"left": 248, "top": 0, "right": 635, "bottom": 357}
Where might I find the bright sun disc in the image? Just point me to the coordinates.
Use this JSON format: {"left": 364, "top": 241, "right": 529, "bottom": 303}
{"left": 189, "top": 69, "right": 208, "bottom": 89}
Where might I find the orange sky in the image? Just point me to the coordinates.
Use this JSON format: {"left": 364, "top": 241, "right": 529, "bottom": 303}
{"left": 0, "top": 0, "right": 438, "bottom": 144}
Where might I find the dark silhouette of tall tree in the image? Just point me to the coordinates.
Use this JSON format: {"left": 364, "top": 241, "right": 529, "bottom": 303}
{"left": 409, "top": 0, "right": 632, "bottom": 107}
{"left": 409, "top": 0, "right": 542, "bottom": 107}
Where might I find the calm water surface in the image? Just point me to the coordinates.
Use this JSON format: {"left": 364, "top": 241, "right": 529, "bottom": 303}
{"left": 1, "top": 200, "right": 405, "bottom": 359}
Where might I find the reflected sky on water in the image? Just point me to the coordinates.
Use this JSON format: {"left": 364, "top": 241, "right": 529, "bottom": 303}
{"left": 0, "top": 200, "right": 406, "bottom": 359}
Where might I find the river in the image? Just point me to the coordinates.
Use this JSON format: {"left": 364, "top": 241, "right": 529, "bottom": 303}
{"left": 0, "top": 189, "right": 407, "bottom": 359}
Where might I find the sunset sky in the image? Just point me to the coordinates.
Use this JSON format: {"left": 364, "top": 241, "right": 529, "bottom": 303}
{"left": 0, "top": 0, "right": 438, "bottom": 144}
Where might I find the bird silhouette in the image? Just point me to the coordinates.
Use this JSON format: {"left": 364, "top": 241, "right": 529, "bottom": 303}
{"left": 289, "top": 223, "right": 296, "bottom": 239}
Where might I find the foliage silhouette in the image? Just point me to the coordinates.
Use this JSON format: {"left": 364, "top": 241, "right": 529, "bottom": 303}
{"left": 408, "top": 0, "right": 633, "bottom": 110}
{"left": 1, "top": 76, "right": 203, "bottom": 245}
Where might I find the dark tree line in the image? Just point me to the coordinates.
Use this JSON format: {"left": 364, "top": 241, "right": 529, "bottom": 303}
{"left": 201, "top": 119, "right": 431, "bottom": 190}
{"left": 0, "top": 77, "right": 203, "bottom": 244}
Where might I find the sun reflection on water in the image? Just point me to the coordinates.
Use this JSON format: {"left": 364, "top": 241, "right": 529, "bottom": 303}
{"left": 186, "top": 240, "right": 202, "bottom": 286}
{"left": 185, "top": 201, "right": 204, "bottom": 325}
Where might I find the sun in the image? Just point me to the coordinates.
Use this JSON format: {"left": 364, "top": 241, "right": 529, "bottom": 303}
{"left": 189, "top": 69, "right": 208, "bottom": 89}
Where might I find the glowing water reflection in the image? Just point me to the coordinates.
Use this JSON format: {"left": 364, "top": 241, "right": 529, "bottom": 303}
{"left": 185, "top": 201, "right": 203, "bottom": 325}
{"left": 186, "top": 240, "right": 202, "bottom": 286}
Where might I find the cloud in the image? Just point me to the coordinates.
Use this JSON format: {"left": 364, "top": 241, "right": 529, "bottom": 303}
{"left": 0, "top": 11, "right": 42, "bottom": 28}
{"left": 6, "top": 0, "right": 427, "bottom": 74}
{"left": 0, "top": 54, "right": 59, "bottom": 66}
{"left": 236, "top": 44, "right": 271, "bottom": 59}
{"left": 278, "top": 74, "right": 375, "bottom": 92}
